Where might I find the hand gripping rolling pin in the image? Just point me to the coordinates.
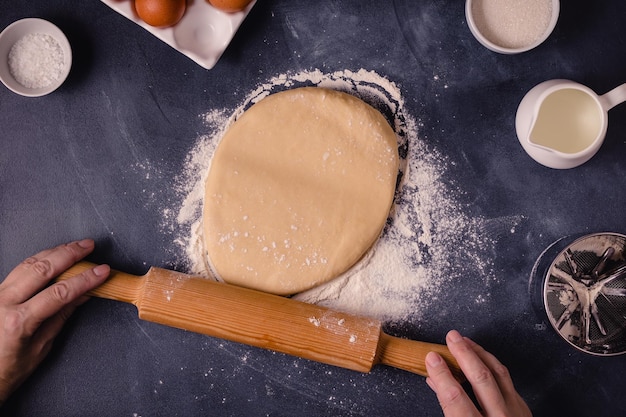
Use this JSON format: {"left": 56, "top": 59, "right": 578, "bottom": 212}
{"left": 58, "top": 262, "right": 463, "bottom": 380}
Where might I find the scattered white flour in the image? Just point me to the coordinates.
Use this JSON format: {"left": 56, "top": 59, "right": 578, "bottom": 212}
{"left": 167, "top": 69, "right": 497, "bottom": 323}
{"left": 308, "top": 317, "right": 321, "bottom": 327}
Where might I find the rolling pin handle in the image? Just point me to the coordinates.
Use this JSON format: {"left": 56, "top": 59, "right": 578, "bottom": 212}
{"left": 56, "top": 261, "right": 144, "bottom": 306}
{"left": 376, "top": 332, "right": 465, "bottom": 382}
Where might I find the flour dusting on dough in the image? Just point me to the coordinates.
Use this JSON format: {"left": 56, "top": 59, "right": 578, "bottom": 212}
{"left": 168, "top": 69, "right": 497, "bottom": 323}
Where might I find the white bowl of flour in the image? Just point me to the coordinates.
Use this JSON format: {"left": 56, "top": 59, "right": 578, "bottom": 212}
{"left": 0, "top": 18, "right": 72, "bottom": 97}
{"left": 466, "top": 0, "right": 559, "bottom": 54}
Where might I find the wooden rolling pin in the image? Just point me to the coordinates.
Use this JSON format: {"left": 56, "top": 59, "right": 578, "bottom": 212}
{"left": 58, "top": 262, "right": 463, "bottom": 380}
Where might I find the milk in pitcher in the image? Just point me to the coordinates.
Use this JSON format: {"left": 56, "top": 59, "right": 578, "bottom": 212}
{"left": 529, "top": 88, "right": 603, "bottom": 154}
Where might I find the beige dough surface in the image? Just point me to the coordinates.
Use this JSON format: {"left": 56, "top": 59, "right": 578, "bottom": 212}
{"left": 203, "top": 87, "right": 399, "bottom": 295}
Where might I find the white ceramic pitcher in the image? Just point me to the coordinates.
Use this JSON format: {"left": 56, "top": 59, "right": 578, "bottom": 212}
{"left": 516, "top": 79, "right": 626, "bottom": 169}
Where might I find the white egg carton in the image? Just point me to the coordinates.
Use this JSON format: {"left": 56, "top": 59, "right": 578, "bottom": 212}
{"left": 100, "top": 0, "right": 255, "bottom": 69}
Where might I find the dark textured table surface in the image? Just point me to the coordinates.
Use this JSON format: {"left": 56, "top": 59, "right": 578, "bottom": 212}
{"left": 2, "top": 1, "right": 626, "bottom": 416}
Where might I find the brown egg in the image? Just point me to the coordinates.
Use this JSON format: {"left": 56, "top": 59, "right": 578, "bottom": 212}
{"left": 207, "top": 0, "right": 253, "bottom": 13}
{"left": 134, "top": 0, "right": 186, "bottom": 27}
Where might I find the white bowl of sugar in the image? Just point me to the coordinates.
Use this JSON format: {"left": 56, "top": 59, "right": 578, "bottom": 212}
{"left": 0, "top": 18, "right": 72, "bottom": 97}
{"left": 466, "top": 0, "right": 559, "bottom": 54}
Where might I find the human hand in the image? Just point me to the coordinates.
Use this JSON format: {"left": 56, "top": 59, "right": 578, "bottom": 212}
{"left": 426, "top": 330, "right": 532, "bottom": 417}
{"left": 0, "top": 239, "right": 110, "bottom": 405}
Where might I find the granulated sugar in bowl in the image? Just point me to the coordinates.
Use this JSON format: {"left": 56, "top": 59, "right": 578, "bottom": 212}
{"left": 466, "top": 0, "right": 559, "bottom": 54}
{"left": 0, "top": 18, "right": 72, "bottom": 97}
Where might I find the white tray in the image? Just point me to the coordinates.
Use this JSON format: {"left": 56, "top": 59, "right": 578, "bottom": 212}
{"left": 101, "top": 0, "right": 255, "bottom": 69}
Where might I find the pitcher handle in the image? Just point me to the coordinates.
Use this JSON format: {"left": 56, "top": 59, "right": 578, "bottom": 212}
{"left": 598, "top": 83, "right": 626, "bottom": 111}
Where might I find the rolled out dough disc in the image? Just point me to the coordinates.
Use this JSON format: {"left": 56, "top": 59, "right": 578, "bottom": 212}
{"left": 203, "top": 87, "right": 399, "bottom": 295}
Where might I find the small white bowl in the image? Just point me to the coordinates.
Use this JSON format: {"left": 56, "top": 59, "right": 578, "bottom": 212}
{"left": 466, "top": 0, "right": 560, "bottom": 54}
{"left": 0, "top": 18, "right": 72, "bottom": 97}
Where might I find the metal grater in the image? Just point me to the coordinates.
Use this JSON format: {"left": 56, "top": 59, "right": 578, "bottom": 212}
{"left": 543, "top": 233, "right": 626, "bottom": 355}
